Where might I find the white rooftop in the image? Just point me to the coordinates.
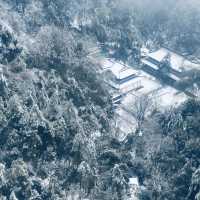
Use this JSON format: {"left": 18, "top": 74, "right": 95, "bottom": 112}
{"left": 149, "top": 48, "right": 171, "bottom": 63}
{"left": 129, "top": 177, "right": 139, "bottom": 186}
{"left": 135, "top": 76, "right": 161, "bottom": 95}
{"left": 141, "top": 58, "right": 159, "bottom": 70}
{"left": 148, "top": 48, "right": 200, "bottom": 72}
{"left": 101, "top": 58, "right": 138, "bottom": 79}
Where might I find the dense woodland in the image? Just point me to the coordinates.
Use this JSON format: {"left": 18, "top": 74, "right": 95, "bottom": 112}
{"left": 0, "top": 0, "right": 200, "bottom": 199}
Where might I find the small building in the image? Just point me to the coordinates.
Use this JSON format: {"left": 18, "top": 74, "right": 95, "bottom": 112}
{"left": 129, "top": 177, "right": 139, "bottom": 187}
{"left": 106, "top": 60, "right": 138, "bottom": 84}
{"left": 101, "top": 58, "right": 142, "bottom": 106}
{"left": 129, "top": 177, "right": 139, "bottom": 200}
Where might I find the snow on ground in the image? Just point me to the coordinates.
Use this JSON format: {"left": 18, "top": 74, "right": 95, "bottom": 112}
{"left": 156, "top": 86, "right": 187, "bottom": 108}
{"left": 114, "top": 88, "right": 187, "bottom": 136}
{"left": 113, "top": 75, "right": 187, "bottom": 135}
{"left": 134, "top": 76, "right": 161, "bottom": 95}
{"left": 98, "top": 56, "right": 189, "bottom": 136}
{"left": 114, "top": 74, "right": 161, "bottom": 135}
{"left": 120, "top": 75, "right": 161, "bottom": 103}
{"left": 115, "top": 107, "right": 137, "bottom": 137}
{"left": 103, "top": 57, "right": 187, "bottom": 108}
{"left": 122, "top": 84, "right": 187, "bottom": 110}
{"left": 119, "top": 78, "right": 141, "bottom": 94}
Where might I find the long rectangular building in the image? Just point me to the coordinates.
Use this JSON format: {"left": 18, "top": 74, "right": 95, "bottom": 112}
{"left": 142, "top": 47, "right": 200, "bottom": 73}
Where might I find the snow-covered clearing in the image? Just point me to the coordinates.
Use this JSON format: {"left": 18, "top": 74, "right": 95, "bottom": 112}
{"left": 97, "top": 52, "right": 191, "bottom": 136}
{"left": 115, "top": 107, "right": 137, "bottom": 138}
{"left": 156, "top": 86, "right": 187, "bottom": 108}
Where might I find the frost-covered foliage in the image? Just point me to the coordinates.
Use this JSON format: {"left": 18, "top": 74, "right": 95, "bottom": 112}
{"left": 0, "top": 23, "right": 22, "bottom": 64}
{"left": 131, "top": 100, "right": 200, "bottom": 200}
{"left": 0, "top": 0, "right": 200, "bottom": 199}
{"left": 0, "top": 1, "right": 137, "bottom": 199}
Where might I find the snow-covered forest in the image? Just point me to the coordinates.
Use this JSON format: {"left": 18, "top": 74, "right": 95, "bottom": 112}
{"left": 0, "top": 0, "right": 200, "bottom": 199}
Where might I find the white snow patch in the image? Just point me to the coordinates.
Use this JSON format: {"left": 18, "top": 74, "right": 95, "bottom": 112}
{"left": 156, "top": 86, "right": 187, "bottom": 108}
{"left": 128, "top": 177, "right": 139, "bottom": 200}
{"left": 129, "top": 177, "right": 139, "bottom": 186}
{"left": 115, "top": 107, "right": 137, "bottom": 137}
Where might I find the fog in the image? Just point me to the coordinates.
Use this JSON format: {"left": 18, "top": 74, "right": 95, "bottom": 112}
{"left": 118, "top": 0, "right": 200, "bottom": 12}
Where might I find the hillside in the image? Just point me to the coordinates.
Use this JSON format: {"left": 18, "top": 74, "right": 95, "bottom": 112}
{"left": 0, "top": 0, "right": 200, "bottom": 200}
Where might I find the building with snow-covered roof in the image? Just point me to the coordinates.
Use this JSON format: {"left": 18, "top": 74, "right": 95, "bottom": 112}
{"left": 143, "top": 47, "right": 200, "bottom": 73}
{"left": 105, "top": 60, "right": 138, "bottom": 81}
{"left": 101, "top": 58, "right": 141, "bottom": 93}
{"left": 129, "top": 177, "right": 139, "bottom": 186}
{"left": 129, "top": 177, "right": 139, "bottom": 200}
